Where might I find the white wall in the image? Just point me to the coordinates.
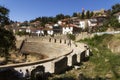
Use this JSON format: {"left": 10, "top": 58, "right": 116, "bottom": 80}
{"left": 118, "top": 15, "right": 120, "bottom": 23}
{"left": 88, "top": 19, "right": 97, "bottom": 27}
{"left": 47, "top": 30, "right": 53, "bottom": 35}
{"left": 58, "top": 21, "right": 62, "bottom": 25}
{"left": 36, "top": 30, "right": 44, "bottom": 36}
{"left": 26, "top": 29, "right": 31, "bottom": 33}
{"left": 79, "top": 21, "right": 86, "bottom": 29}
{"left": 62, "top": 27, "right": 73, "bottom": 34}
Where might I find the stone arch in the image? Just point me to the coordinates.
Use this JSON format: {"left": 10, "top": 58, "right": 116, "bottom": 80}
{"left": 80, "top": 51, "right": 89, "bottom": 62}
{"left": 54, "top": 57, "right": 68, "bottom": 74}
{"left": 31, "top": 65, "right": 45, "bottom": 80}
{"left": 54, "top": 39, "right": 56, "bottom": 43}
{"left": 80, "top": 51, "right": 86, "bottom": 61}
{"left": 64, "top": 39, "right": 66, "bottom": 44}
{"left": 72, "top": 54, "right": 77, "bottom": 65}
{"left": 60, "top": 39, "right": 62, "bottom": 43}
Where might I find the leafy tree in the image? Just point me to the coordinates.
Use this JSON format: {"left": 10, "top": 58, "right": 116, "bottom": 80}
{"left": 20, "top": 21, "right": 29, "bottom": 26}
{"left": 72, "top": 12, "right": 78, "bottom": 17}
{"left": 16, "top": 31, "right": 28, "bottom": 36}
{"left": 64, "top": 15, "right": 70, "bottom": 18}
{"left": 111, "top": 3, "right": 120, "bottom": 15}
{"left": 81, "top": 11, "right": 85, "bottom": 19}
{"left": 40, "top": 16, "right": 48, "bottom": 26}
{"left": 48, "top": 17, "right": 54, "bottom": 22}
{"left": 109, "top": 16, "right": 120, "bottom": 29}
{"left": 0, "top": 6, "right": 10, "bottom": 27}
{"left": 0, "top": 6, "right": 15, "bottom": 61}
{"left": 67, "top": 34, "right": 76, "bottom": 41}
{"left": 86, "top": 10, "right": 90, "bottom": 19}
{"left": 90, "top": 11, "right": 94, "bottom": 18}
{"left": 106, "top": 9, "right": 112, "bottom": 18}
{"left": 56, "top": 14, "right": 65, "bottom": 20}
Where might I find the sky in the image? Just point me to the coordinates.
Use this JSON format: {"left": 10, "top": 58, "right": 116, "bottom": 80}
{"left": 0, "top": 0, "right": 120, "bottom": 22}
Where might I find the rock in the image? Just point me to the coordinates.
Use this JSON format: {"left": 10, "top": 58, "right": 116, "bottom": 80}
{"left": 74, "top": 66, "right": 80, "bottom": 69}
{"left": 105, "top": 70, "right": 113, "bottom": 79}
{"left": 105, "top": 58, "right": 109, "bottom": 62}
{"left": 82, "top": 66, "right": 87, "bottom": 69}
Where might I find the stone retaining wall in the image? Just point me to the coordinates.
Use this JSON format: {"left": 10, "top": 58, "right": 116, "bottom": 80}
{"left": 0, "top": 37, "right": 90, "bottom": 76}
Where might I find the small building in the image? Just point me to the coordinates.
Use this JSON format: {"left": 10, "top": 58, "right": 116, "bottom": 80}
{"left": 88, "top": 19, "right": 98, "bottom": 27}
{"left": 114, "top": 12, "right": 120, "bottom": 23}
{"left": 62, "top": 25, "right": 73, "bottom": 35}
{"left": 79, "top": 20, "right": 88, "bottom": 29}
{"left": 44, "top": 24, "right": 54, "bottom": 35}
{"left": 62, "top": 24, "right": 81, "bottom": 35}
{"left": 18, "top": 26, "right": 27, "bottom": 32}
{"left": 53, "top": 24, "right": 62, "bottom": 34}
{"left": 36, "top": 27, "right": 44, "bottom": 36}
{"left": 92, "top": 15, "right": 107, "bottom": 26}
{"left": 26, "top": 27, "right": 31, "bottom": 33}
{"left": 44, "top": 27, "right": 53, "bottom": 35}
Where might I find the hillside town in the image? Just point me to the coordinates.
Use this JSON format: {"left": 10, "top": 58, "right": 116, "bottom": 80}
{"left": 4, "top": 9, "right": 120, "bottom": 37}
{"left": 0, "top": 2, "right": 120, "bottom": 80}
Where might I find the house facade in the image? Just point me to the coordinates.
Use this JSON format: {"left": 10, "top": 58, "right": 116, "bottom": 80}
{"left": 88, "top": 19, "right": 98, "bottom": 27}
{"left": 114, "top": 12, "right": 120, "bottom": 23}
{"left": 79, "top": 20, "right": 88, "bottom": 29}
{"left": 62, "top": 25, "right": 73, "bottom": 35}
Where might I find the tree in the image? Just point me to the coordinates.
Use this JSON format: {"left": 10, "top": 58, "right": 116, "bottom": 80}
{"left": 64, "top": 15, "right": 70, "bottom": 18}
{"left": 0, "top": 6, "right": 10, "bottom": 27}
{"left": 86, "top": 10, "right": 90, "bottom": 19}
{"left": 109, "top": 16, "right": 120, "bottom": 29}
{"left": 0, "top": 6, "right": 15, "bottom": 61}
{"left": 67, "top": 34, "right": 76, "bottom": 41}
{"left": 56, "top": 14, "right": 65, "bottom": 20}
{"left": 81, "top": 11, "right": 85, "bottom": 19}
{"left": 111, "top": 3, "right": 120, "bottom": 15}
{"left": 72, "top": 12, "right": 78, "bottom": 17}
{"left": 90, "top": 11, "right": 94, "bottom": 18}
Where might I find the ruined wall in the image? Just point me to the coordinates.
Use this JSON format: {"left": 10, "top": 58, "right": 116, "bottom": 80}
{"left": 0, "top": 38, "right": 90, "bottom": 76}
{"left": 54, "top": 57, "right": 68, "bottom": 74}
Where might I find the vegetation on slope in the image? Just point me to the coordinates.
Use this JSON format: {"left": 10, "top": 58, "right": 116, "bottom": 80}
{"left": 80, "top": 34, "right": 120, "bottom": 80}
{"left": 0, "top": 5, "right": 16, "bottom": 62}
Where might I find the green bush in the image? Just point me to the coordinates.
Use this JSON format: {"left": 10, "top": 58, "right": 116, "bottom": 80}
{"left": 16, "top": 31, "right": 28, "bottom": 36}
{"left": 79, "top": 34, "right": 120, "bottom": 79}
{"left": 67, "top": 34, "right": 76, "bottom": 41}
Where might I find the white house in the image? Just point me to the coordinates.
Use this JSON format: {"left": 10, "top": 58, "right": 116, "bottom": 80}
{"left": 114, "top": 12, "right": 120, "bottom": 23}
{"left": 62, "top": 25, "right": 73, "bottom": 35}
{"left": 54, "top": 24, "right": 59, "bottom": 27}
{"left": 35, "top": 30, "right": 44, "bottom": 36}
{"left": 88, "top": 19, "right": 97, "bottom": 27}
{"left": 79, "top": 20, "right": 88, "bottom": 29}
{"left": 30, "top": 27, "right": 44, "bottom": 36}
{"left": 47, "top": 30, "right": 53, "bottom": 35}
{"left": 18, "top": 26, "right": 27, "bottom": 32}
{"left": 36, "top": 29, "right": 44, "bottom": 36}
{"left": 43, "top": 28, "right": 54, "bottom": 35}
{"left": 45, "top": 25, "right": 54, "bottom": 35}
{"left": 58, "top": 21, "right": 62, "bottom": 25}
{"left": 26, "top": 27, "right": 31, "bottom": 33}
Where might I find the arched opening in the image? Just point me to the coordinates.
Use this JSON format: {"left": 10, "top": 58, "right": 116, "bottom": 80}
{"left": 31, "top": 65, "right": 45, "bottom": 80}
{"left": 72, "top": 54, "right": 77, "bottom": 65}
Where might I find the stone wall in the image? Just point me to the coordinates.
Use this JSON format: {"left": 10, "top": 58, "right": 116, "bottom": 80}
{"left": 53, "top": 57, "right": 68, "bottom": 74}
{"left": 0, "top": 37, "right": 90, "bottom": 77}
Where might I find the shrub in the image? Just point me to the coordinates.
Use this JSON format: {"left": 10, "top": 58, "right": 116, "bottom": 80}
{"left": 67, "top": 34, "right": 76, "bottom": 41}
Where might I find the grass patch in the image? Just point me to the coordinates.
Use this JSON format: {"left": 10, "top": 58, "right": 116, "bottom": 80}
{"left": 79, "top": 34, "right": 120, "bottom": 79}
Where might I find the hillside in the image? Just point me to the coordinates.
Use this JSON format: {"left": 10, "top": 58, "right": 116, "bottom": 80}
{"left": 79, "top": 34, "right": 120, "bottom": 80}
{"left": 49, "top": 34, "right": 120, "bottom": 80}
